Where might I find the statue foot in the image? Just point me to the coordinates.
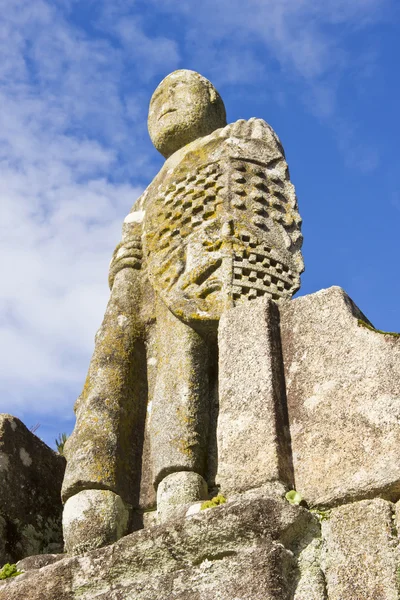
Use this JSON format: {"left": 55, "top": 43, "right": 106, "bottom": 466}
{"left": 157, "top": 471, "right": 208, "bottom": 523}
{"left": 63, "top": 489, "right": 130, "bottom": 554}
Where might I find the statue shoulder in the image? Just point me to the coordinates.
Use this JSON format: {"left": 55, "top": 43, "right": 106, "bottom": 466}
{"left": 212, "top": 117, "right": 285, "bottom": 155}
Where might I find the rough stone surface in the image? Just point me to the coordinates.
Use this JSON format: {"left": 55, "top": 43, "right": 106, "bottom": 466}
{"left": 148, "top": 69, "right": 227, "bottom": 158}
{"left": 9, "top": 66, "right": 400, "bottom": 596}
{"left": 62, "top": 69, "right": 303, "bottom": 552}
{"left": 292, "top": 518, "right": 326, "bottom": 600}
{"left": 0, "top": 496, "right": 313, "bottom": 600}
{"left": 150, "top": 300, "right": 210, "bottom": 487}
{"left": 217, "top": 297, "right": 293, "bottom": 495}
{"left": 0, "top": 414, "right": 65, "bottom": 564}
{"left": 280, "top": 286, "right": 400, "bottom": 507}
{"left": 17, "top": 553, "right": 65, "bottom": 572}
{"left": 321, "top": 499, "right": 398, "bottom": 600}
{"left": 63, "top": 489, "right": 130, "bottom": 555}
{"left": 157, "top": 471, "right": 208, "bottom": 523}
{"left": 62, "top": 249, "right": 147, "bottom": 508}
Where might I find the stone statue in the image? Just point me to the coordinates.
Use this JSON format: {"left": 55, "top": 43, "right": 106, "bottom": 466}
{"left": 61, "top": 70, "right": 303, "bottom": 553}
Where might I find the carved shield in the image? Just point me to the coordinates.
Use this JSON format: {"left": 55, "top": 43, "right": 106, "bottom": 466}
{"left": 143, "top": 119, "right": 304, "bottom": 323}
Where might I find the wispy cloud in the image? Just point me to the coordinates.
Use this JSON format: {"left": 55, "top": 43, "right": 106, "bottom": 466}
{"left": 148, "top": 0, "right": 390, "bottom": 171}
{"left": 0, "top": 1, "right": 173, "bottom": 420}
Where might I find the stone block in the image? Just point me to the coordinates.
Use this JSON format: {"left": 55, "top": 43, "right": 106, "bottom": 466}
{"left": 322, "top": 499, "right": 398, "bottom": 600}
{"left": 217, "top": 298, "right": 293, "bottom": 495}
{"left": 0, "top": 495, "right": 313, "bottom": 600}
{"left": 0, "top": 414, "right": 65, "bottom": 564}
{"left": 280, "top": 286, "right": 400, "bottom": 506}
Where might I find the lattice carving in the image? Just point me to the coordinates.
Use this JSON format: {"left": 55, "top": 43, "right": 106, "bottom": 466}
{"left": 230, "top": 158, "right": 302, "bottom": 252}
{"left": 153, "top": 162, "right": 223, "bottom": 251}
{"left": 232, "top": 233, "right": 295, "bottom": 302}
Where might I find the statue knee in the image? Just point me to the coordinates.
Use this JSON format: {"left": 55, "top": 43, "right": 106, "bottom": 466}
{"left": 156, "top": 471, "right": 208, "bottom": 523}
{"left": 63, "top": 489, "right": 130, "bottom": 554}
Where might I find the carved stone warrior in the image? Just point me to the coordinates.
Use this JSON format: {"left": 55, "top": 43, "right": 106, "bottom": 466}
{"left": 61, "top": 70, "right": 303, "bottom": 553}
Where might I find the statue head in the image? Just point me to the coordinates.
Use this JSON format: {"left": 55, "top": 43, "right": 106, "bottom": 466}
{"left": 148, "top": 70, "right": 227, "bottom": 158}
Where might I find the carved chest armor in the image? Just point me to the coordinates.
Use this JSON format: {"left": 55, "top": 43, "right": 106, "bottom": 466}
{"left": 143, "top": 119, "right": 303, "bottom": 323}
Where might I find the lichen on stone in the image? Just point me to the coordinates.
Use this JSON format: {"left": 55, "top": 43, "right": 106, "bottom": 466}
{"left": 200, "top": 493, "right": 226, "bottom": 510}
{"left": 357, "top": 319, "right": 400, "bottom": 337}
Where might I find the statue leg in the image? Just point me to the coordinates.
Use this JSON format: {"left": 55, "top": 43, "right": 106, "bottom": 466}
{"left": 150, "top": 300, "right": 210, "bottom": 521}
{"left": 62, "top": 267, "right": 146, "bottom": 554}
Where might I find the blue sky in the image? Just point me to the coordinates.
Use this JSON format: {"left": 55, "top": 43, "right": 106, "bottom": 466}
{"left": 1, "top": 0, "right": 399, "bottom": 449}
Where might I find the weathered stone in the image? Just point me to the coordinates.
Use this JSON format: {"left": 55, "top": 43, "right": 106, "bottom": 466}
{"left": 138, "top": 321, "right": 158, "bottom": 511}
{"left": 63, "top": 489, "right": 130, "bottom": 555}
{"left": 217, "top": 297, "right": 293, "bottom": 495}
{"left": 17, "top": 553, "right": 64, "bottom": 572}
{"left": 0, "top": 495, "right": 313, "bottom": 600}
{"left": 148, "top": 69, "right": 227, "bottom": 158}
{"left": 62, "top": 242, "right": 147, "bottom": 507}
{"left": 292, "top": 518, "right": 326, "bottom": 600}
{"left": 0, "top": 414, "right": 65, "bottom": 564}
{"left": 157, "top": 471, "right": 208, "bottom": 523}
{"left": 61, "top": 220, "right": 148, "bottom": 551}
{"left": 143, "top": 115, "right": 303, "bottom": 324}
{"left": 150, "top": 300, "right": 210, "bottom": 487}
{"left": 321, "top": 499, "right": 398, "bottom": 600}
{"left": 62, "top": 69, "right": 303, "bottom": 552}
{"left": 280, "top": 286, "right": 400, "bottom": 506}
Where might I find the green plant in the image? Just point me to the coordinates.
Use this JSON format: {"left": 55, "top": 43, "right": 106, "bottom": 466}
{"left": 0, "top": 563, "right": 22, "bottom": 580}
{"left": 310, "top": 508, "right": 331, "bottom": 521}
{"left": 358, "top": 319, "right": 400, "bottom": 338}
{"left": 201, "top": 494, "right": 227, "bottom": 510}
{"left": 55, "top": 433, "right": 68, "bottom": 455}
{"left": 285, "top": 490, "right": 303, "bottom": 505}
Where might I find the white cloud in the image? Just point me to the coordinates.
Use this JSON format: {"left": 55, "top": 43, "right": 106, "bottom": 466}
{"left": 0, "top": 2, "right": 152, "bottom": 421}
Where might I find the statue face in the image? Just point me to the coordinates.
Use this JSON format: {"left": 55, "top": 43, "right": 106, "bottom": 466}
{"left": 148, "top": 70, "right": 226, "bottom": 158}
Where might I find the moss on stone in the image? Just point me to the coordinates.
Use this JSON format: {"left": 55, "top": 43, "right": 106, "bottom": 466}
{"left": 200, "top": 494, "right": 226, "bottom": 510}
{"left": 285, "top": 490, "right": 303, "bottom": 505}
{"left": 0, "top": 563, "right": 22, "bottom": 580}
{"left": 357, "top": 319, "right": 400, "bottom": 338}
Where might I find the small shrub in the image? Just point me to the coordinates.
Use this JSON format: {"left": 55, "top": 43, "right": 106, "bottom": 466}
{"left": 201, "top": 494, "right": 227, "bottom": 510}
{"left": 55, "top": 433, "right": 68, "bottom": 455}
{"left": 0, "top": 563, "right": 22, "bottom": 580}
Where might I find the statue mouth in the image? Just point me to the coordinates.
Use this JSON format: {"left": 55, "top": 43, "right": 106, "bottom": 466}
{"left": 158, "top": 108, "right": 177, "bottom": 120}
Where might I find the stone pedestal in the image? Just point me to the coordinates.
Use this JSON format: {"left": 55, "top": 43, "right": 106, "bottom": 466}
{"left": 0, "top": 495, "right": 313, "bottom": 600}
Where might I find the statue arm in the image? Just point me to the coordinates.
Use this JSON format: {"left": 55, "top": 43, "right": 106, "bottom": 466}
{"left": 62, "top": 217, "right": 146, "bottom": 506}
